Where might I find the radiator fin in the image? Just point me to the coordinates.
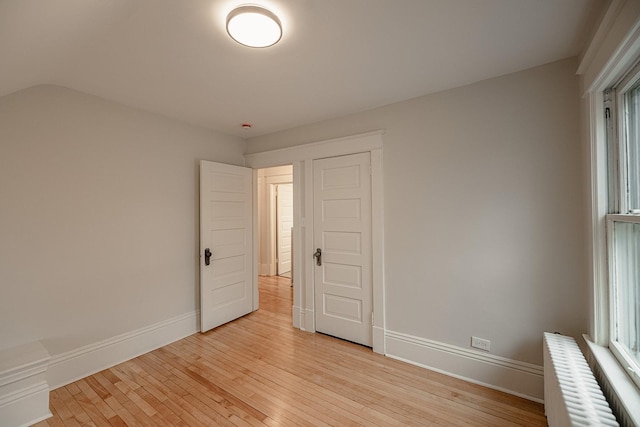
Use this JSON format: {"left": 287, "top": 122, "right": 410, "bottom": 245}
{"left": 543, "top": 332, "right": 619, "bottom": 426}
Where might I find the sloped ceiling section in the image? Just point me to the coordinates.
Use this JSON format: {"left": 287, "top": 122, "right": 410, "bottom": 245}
{"left": 0, "top": 0, "right": 602, "bottom": 137}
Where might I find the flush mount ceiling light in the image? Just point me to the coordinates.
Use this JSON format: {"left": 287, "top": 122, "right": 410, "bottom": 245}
{"left": 226, "top": 5, "right": 282, "bottom": 48}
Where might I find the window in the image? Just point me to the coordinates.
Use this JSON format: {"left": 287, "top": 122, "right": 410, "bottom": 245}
{"left": 606, "top": 66, "right": 640, "bottom": 388}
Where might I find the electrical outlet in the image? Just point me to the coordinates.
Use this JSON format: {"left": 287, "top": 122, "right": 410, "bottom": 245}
{"left": 471, "top": 336, "right": 491, "bottom": 352}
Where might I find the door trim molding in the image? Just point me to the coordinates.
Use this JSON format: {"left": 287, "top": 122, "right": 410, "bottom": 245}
{"left": 245, "top": 131, "right": 385, "bottom": 354}
{"left": 245, "top": 131, "right": 384, "bottom": 168}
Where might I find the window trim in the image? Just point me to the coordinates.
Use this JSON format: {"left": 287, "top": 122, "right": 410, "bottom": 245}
{"left": 589, "top": 24, "right": 640, "bottom": 390}
{"left": 582, "top": 3, "right": 640, "bottom": 416}
{"left": 588, "top": 20, "right": 640, "bottom": 347}
{"left": 589, "top": 88, "right": 612, "bottom": 347}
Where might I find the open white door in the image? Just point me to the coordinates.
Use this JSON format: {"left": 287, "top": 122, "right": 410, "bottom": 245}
{"left": 276, "top": 183, "right": 293, "bottom": 275}
{"left": 313, "top": 152, "right": 372, "bottom": 346}
{"left": 200, "top": 160, "right": 253, "bottom": 333}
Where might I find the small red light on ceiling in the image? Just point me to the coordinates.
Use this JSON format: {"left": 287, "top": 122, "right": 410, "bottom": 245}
{"left": 241, "top": 123, "right": 252, "bottom": 129}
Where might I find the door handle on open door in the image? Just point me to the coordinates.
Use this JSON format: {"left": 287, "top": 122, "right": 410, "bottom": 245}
{"left": 313, "top": 248, "right": 322, "bottom": 266}
{"left": 204, "top": 248, "right": 212, "bottom": 266}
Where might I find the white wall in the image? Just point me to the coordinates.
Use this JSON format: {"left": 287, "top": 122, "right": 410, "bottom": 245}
{"left": 246, "top": 58, "right": 586, "bottom": 367}
{"left": 0, "top": 85, "right": 245, "bottom": 356}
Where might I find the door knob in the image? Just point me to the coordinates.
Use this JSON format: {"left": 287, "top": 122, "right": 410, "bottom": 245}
{"left": 313, "top": 248, "right": 322, "bottom": 266}
{"left": 204, "top": 248, "right": 212, "bottom": 266}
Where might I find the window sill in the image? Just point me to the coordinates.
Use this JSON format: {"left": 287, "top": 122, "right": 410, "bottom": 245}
{"left": 583, "top": 335, "right": 640, "bottom": 426}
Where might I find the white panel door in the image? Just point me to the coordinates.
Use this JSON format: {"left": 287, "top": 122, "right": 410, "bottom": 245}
{"left": 276, "top": 183, "right": 293, "bottom": 275}
{"left": 200, "top": 160, "right": 253, "bottom": 333}
{"left": 313, "top": 152, "right": 372, "bottom": 346}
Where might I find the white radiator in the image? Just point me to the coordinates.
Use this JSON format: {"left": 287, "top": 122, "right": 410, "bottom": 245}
{"left": 543, "top": 332, "right": 619, "bottom": 426}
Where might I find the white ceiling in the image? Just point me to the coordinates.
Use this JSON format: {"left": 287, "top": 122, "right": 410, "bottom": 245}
{"left": 0, "top": 0, "right": 603, "bottom": 138}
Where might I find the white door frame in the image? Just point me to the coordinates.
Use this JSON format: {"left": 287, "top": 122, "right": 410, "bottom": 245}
{"left": 245, "top": 131, "right": 385, "bottom": 354}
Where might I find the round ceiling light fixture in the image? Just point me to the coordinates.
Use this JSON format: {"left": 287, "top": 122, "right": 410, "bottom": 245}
{"left": 226, "top": 5, "right": 282, "bottom": 48}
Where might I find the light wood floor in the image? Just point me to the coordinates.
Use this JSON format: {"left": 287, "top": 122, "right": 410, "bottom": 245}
{"left": 34, "top": 276, "right": 547, "bottom": 426}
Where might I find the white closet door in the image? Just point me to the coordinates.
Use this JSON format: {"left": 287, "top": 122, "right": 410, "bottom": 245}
{"left": 313, "top": 152, "right": 372, "bottom": 346}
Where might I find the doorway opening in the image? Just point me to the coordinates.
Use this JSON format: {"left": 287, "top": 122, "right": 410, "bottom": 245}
{"left": 257, "top": 165, "right": 293, "bottom": 281}
{"left": 245, "top": 131, "right": 385, "bottom": 353}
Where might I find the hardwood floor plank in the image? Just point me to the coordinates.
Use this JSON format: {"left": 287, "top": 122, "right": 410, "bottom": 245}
{"left": 152, "top": 346, "right": 327, "bottom": 426}
{"left": 75, "top": 378, "right": 118, "bottom": 421}
{"left": 135, "top": 353, "right": 246, "bottom": 427}
{"left": 55, "top": 386, "right": 94, "bottom": 426}
{"left": 207, "top": 319, "right": 479, "bottom": 425}
{"left": 181, "top": 333, "right": 407, "bottom": 426}
{"left": 67, "top": 382, "right": 112, "bottom": 427}
{"left": 93, "top": 371, "right": 157, "bottom": 427}
{"left": 36, "top": 276, "right": 547, "bottom": 426}
{"left": 143, "top": 351, "right": 260, "bottom": 426}
{"left": 170, "top": 342, "right": 362, "bottom": 426}
{"left": 136, "top": 352, "right": 252, "bottom": 427}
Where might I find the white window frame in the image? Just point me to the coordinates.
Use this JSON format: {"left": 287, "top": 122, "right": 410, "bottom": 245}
{"left": 586, "top": 19, "right": 640, "bottom": 344}
{"left": 590, "top": 48, "right": 640, "bottom": 388}
{"left": 614, "top": 62, "right": 640, "bottom": 214}
{"left": 603, "top": 59, "right": 640, "bottom": 390}
{"left": 582, "top": 5, "right": 640, "bottom": 421}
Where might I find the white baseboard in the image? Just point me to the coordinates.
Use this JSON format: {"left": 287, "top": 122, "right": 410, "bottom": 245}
{"left": 0, "top": 341, "right": 51, "bottom": 427}
{"left": 47, "top": 311, "right": 199, "bottom": 390}
{"left": 259, "top": 264, "right": 276, "bottom": 276}
{"left": 385, "top": 330, "right": 544, "bottom": 402}
{"left": 292, "top": 305, "right": 302, "bottom": 329}
{"left": 0, "top": 383, "right": 51, "bottom": 427}
{"left": 259, "top": 263, "right": 269, "bottom": 275}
